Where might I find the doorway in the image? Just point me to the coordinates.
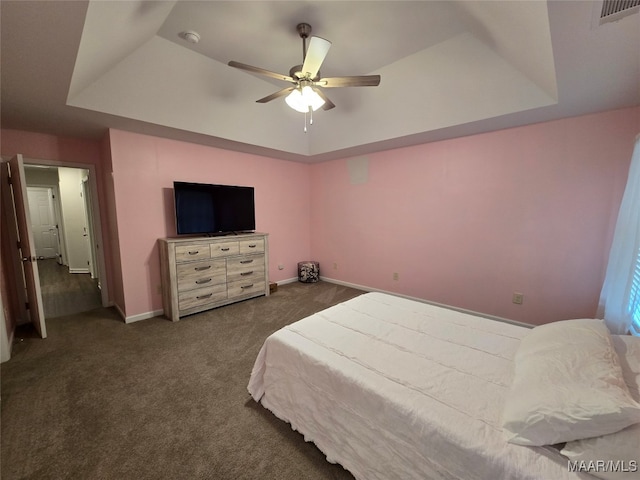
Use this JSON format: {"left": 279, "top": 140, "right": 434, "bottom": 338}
{"left": 24, "top": 164, "right": 104, "bottom": 319}
{"left": 37, "top": 258, "right": 102, "bottom": 318}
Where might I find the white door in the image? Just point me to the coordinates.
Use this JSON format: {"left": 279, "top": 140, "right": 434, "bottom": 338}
{"left": 8, "top": 155, "right": 47, "bottom": 338}
{"left": 1, "top": 162, "right": 29, "bottom": 326}
{"left": 27, "top": 187, "right": 60, "bottom": 259}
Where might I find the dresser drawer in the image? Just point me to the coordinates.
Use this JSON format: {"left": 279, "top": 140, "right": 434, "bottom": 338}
{"left": 227, "top": 254, "right": 263, "bottom": 269}
{"left": 239, "top": 238, "right": 264, "bottom": 254}
{"left": 227, "top": 255, "right": 264, "bottom": 282}
{"left": 176, "top": 259, "right": 226, "bottom": 292}
{"left": 227, "top": 279, "right": 266, "bottom": 299}
{"left": 226, "top": 265, "right": 265, "bottom": 284}
{"left": 210, "top": 241, "right": 239, "bottom": 258}
{"left": 178, "top": 283, "right": 227, "bottom": 310}
{"left": 175, "top": 244, "right": 210, "bottom": 263}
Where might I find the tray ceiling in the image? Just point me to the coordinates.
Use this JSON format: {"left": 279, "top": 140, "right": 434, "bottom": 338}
{"left": 1, "top": 1, "right": 639, "bottom": 162}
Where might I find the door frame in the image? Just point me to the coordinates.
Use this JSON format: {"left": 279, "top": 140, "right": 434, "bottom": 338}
{"left": 81, "top": 175, "right": 97, "bottom": 279}
{"left": 23, "top": 158, "right": 109, "bottom": 307}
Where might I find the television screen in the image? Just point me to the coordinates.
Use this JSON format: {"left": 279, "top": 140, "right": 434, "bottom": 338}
{"left": 174, "top": 182, "right": 255, "bottom": 235}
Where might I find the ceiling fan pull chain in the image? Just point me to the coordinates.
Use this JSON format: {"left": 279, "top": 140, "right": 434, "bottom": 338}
{"left": 304, "top": 110, "right": 308, "bottom": 133}
{"left": 309, "top": 106, "right": 314, "bottom": 125}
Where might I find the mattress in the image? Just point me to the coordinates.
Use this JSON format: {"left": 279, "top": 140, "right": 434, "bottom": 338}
{"left": 248, "top": 292, "right": 600, "bottom": 480}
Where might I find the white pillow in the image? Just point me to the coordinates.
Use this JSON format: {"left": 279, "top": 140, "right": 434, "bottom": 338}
{"left": 561, "top": 335, "right": 640, "bottom": 480}
{"left": 502, "top": 319, "right": 640, "bottom": 446}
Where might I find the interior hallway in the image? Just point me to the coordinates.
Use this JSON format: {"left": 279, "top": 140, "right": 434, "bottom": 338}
{"left": 37, "top": 258, "right": 102, "bottom": 318}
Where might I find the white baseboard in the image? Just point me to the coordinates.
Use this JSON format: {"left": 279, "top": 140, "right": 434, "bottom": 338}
{"left": 125, "top": 309, "right": 165, "bottom": 324}
{"left": 69, "top": 268, "right": 90, "bottom": 274}
{"left": 319, "top": 276, "right": 533, "bottom": 329}
{"left": 115, "top": 277, "right": 528, "bottom": 329}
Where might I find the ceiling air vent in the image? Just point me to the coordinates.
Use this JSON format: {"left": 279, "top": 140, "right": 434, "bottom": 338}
{"left": 599, "top": 0, "right": 640, "bottom": 24}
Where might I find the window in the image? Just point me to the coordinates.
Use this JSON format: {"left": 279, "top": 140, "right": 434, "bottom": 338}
{"left": 630, "top": 247, "right": 640, "bottom": 335}
{"left": 599, "top": 134, "right": 640, "bottom": 336}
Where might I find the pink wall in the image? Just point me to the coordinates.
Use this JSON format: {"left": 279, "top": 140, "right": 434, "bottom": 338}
{"left": 1, "top": 129, "right": 102, "bottom": 162}
{"left": 3, "top": 106, "right": 638, "bottom": 326}
{"left": 0, "top": 129, "right": 116, "bottom": 306}
{"left": 107, "top": 129, "right": 312, "bottom": 318}
{"left": 310, "top": 107, "right": 640, "bottom": 325}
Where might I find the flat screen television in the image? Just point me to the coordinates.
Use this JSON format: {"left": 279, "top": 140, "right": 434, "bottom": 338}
{"left": 173, "top": 181, "right": 255, "bottom": 235}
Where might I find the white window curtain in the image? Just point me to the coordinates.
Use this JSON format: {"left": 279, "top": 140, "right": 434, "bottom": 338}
{"left": 598, "top": 134, "right": 640, "bottom": 335}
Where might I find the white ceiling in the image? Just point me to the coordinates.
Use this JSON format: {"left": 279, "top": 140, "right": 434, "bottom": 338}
{"left": 1, "top": 1, "right": 639, "bottom": 163}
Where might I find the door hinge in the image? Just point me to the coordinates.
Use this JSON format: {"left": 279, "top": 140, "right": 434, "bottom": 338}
{"left": 17, "top": 240, "right": 21, "bottom": 250}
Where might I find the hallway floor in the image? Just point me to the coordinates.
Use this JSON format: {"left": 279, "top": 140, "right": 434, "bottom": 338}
{"left": 38, "top": 258, "right": 102, "bottom": 318}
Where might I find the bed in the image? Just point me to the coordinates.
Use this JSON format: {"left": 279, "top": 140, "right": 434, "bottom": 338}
{"left": 248, "top": 292, "right": 640, "bottom": 480}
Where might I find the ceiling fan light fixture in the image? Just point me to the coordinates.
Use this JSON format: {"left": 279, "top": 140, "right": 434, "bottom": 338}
{"left": 285, "top": 84, "right": 325, "bottom": 113}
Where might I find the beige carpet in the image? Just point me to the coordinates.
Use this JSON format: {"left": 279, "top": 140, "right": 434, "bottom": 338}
{"left": 1, "top": 281, "right": 363, "bottom": 480}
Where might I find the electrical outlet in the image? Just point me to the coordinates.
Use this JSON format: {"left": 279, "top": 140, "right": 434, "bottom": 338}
{"left": 393, "top": 272, "right": 399, "bottom": 281}
{"left": 512, "top": 292, "right": 524, "bottom": 305}
{"left": 278, "top": 264, "right": 284, "bottom": 270}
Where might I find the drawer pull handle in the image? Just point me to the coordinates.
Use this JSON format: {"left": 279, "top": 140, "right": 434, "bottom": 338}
{"left": 240, "top": 259, "right": 254, "bottom": 264}
{"left": 240, "top": 271, "right": 254, "bottom": 276}
{"left": 221, "top": 247, "right": 230, "bottom": 251}
{"left": 248, "top": 244, "right": 257, "bottom": 248}
{"left": 196, "top": 293, "right": 213, "bottom": 299}
{"left": 195, "top": 278, "right": 212, "bottom": 284}
{"left": 241, "top": 284, "right": 254, "bottom": 289}
{"left": 194, "top": 266, "right": 211, "bottom": 271}
{"left": 188, "top": 250, "right": 199, "bottom": 255}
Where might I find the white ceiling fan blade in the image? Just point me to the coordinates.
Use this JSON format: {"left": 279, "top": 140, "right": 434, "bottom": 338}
{"left": 318, "top": 75, "right": 381, "bottom": 87}
{"left": 301, "top": 36, "right": 331, "bottom": 79}
{"left": 256, "top": 87, "right": 295, "bottom": 103}
{"left": 314, "top": 88, "right": 335, "bottom": 111}
{"left": 228, "top": 61, "right": 295, "bottom": 83}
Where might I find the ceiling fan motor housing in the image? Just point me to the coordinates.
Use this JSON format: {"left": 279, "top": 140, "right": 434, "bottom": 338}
{"left": 289, "top": 64, "right": 320, "bottom": 81}
{"left": 296, "top": 23, "right": 312, "bottom": 38}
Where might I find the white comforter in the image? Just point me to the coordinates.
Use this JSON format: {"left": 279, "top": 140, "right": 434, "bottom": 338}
{"left": 248, "top": 292, "right": 596, "bottom": 480}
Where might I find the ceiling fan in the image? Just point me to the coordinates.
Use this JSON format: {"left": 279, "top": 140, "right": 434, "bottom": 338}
{"left": 228, "top": 23, "right": 381, "bottom": 131}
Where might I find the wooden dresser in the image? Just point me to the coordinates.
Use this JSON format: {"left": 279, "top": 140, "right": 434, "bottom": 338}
{"left": 159, "top": 233, "right": 269, "bottom": 321}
